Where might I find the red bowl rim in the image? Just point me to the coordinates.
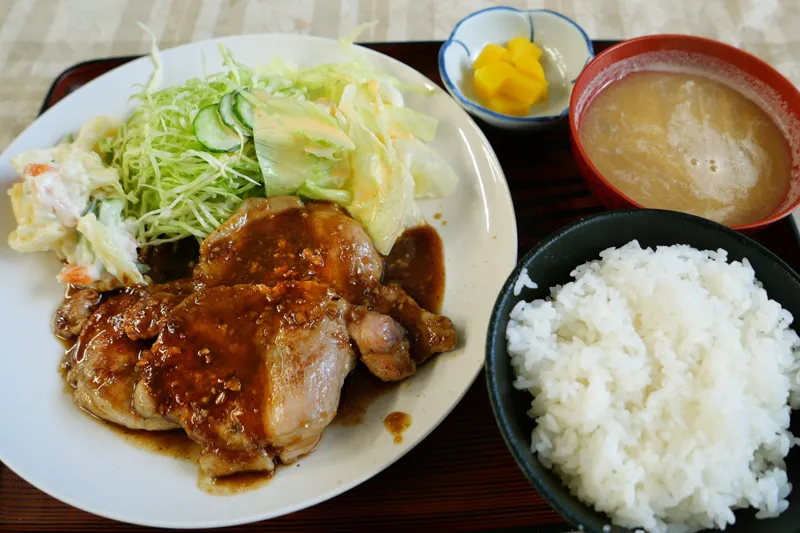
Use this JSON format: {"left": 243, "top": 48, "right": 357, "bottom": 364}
{"left": 569, "top": 33, "right": 800, "bottom": 231}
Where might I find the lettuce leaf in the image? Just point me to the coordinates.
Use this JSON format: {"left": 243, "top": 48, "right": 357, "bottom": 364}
{"left": 385, "top": 106, "right": 438, "bottom": 142}
{"left": 252, "top": 92, "right": 354, "bottom": 196}
{"left": 339, "top": 84, "right": 419, "bottom": 254}
{"left": 393, "top": 137, "right": 459, "bottom": 198}
{"left": 297, "top": 181, "right": 352, "bottom": 205}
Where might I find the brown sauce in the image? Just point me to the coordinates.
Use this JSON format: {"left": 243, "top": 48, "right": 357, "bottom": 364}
{"left": 54, "top": 209, "right": 447, "bottom": 491}
{"left": 383, "top": 411, "right": 411, "bottom": 444}
{"left": 62, "top": 356, "right": 273, "bottom": 496}
{"left": 335, "top": 226, "right": 446, "bottom": 425}
{"left": 58, "top": 335, "right": 76, "bottom": 354}
{"left": 139, "top": 239, "right": 199, "bottom": 284}
{"left": 195, "top": 201, "right": 383, "bottom": 306}
{"left": 141, "top": 283, "right": 348, "bottom": 450}
{"left": 103, "top": 421, "right": 273, "bottom": 494}
{"left": 334, "top": 366, "right": 397, "bottom": 426}
{"left": 108, "top": 424, "right": 199, "bottom": 461}
{"left": 384, "top": 225, "right": 445, "bottom": 313}
{"left": 197, "top": 470, "right": 274, "bottom": 495}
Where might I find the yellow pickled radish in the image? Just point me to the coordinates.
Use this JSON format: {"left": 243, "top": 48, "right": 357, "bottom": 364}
{"left": 500, "top": 72, "right": 546, "bottom": 106}
{"left": 473, "top": 43, "right": 510, "bottom": 69}
{"left": 513, "top": 54, "right": 545, "bottom": 81}
{"left": 528, "top": 42, "right": 544, "bottom": 61}
{"left": 474, "top": 61, "right": 515, "bottom": 100}
{"left": 507, "top": 36, "right": 539, "bottom": 62}
{"left": 471, "top": 37, "right": 549, "bottom": 116}
{"left": 486, "top": 94, "right": 530, "bottom": 116}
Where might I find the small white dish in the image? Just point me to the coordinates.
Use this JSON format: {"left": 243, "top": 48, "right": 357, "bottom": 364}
{"left": 439, "top": 7, "right": 594, "bottom": 130}
{"left": 0, "top": 33, "right": 518, "bottom": 528}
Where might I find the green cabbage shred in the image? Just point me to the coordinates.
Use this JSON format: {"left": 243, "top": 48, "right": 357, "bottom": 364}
{"left": 105, "top": 25, "right": 453, "bottom": 251}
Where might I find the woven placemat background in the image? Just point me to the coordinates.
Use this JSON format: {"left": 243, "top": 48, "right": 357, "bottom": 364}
{"left": 1, "top": 0, "right": 798, "bottom": 148}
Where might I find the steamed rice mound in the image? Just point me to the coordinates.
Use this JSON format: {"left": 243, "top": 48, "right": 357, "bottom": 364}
{"left": 507, "top": 241, "right": 800, "bottom": 533}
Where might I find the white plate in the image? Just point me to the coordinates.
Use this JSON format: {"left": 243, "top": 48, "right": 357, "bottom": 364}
{"left": 0, "top": 34, "right": 517, "bottom": 529}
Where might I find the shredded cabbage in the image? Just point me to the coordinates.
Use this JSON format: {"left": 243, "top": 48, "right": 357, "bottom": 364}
{"left": 107, "top": 52, "right": 270, "bottom": 245}
{"left": 105, "top": 27, "right": 456, "bottom": 253}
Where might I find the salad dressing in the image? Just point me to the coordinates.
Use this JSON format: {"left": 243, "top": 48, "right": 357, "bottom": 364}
{"left": 253, "top": 109, "right": 350, "bottom": 146}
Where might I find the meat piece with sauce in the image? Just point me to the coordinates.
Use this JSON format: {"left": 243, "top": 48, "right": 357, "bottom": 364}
{"left": 373, "top": 284, "right": 458, "bottom": 364}
{"left": 193, "top": 196, "right": 457, "bottom": 380}
{"left": 65, "top": 280, "right": 191, "bottom": 430}
{"left": 194, "top": 196, "right": 382, "bottom": 304}
{"left": 120, "top": 279, "right": 194, "bottom": 339}
{"left": 134, "top": 282, "right": 380, "bottom": 475}
{"left": 348, "top": 311, "right": 415, "bottom": 381}
{"left": 59, "top": 195, "right": 456, "bottom": 478}
{"left": 54, "top": 288, "right": 102, "bottom": 339}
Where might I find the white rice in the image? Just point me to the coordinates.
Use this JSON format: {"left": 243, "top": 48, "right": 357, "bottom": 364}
{"left": 506, "top": 240, "right": 800, "bottom": 533}
{"left": 514, "top": 267, "right": 538, "bottom": 296}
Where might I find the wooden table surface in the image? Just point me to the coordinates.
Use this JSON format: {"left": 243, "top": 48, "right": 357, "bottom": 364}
{"left": 3, "top": 40, "right": 800, "bottom": 533}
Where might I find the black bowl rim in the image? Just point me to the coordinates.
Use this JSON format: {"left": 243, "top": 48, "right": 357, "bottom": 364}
{"left": 484, "top": 207, "right": 800, "bottom": 532}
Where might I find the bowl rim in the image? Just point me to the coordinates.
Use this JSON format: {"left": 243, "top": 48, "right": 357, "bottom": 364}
{"left": 484, "top": 207, "right": 800, "bottom": 532}
{"left": 568, "top": 33, "right": 800, "bottom": 231}
{"left": 438, "top": 6, "right": 595, "bottom": 123}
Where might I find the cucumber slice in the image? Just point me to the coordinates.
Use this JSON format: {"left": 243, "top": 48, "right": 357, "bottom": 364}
{"left": 193, "top": 105, "right": 241, "bottom": 153}
{"left": 233, "top": 91, "right": 255, "bottom": 130}
{"left": 218, "top": 93, "right": 252, "bottom": 137}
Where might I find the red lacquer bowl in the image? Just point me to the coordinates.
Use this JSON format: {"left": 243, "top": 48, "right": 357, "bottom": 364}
{"left": 569, "top": 34, "right": 800, "bottom": 231}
